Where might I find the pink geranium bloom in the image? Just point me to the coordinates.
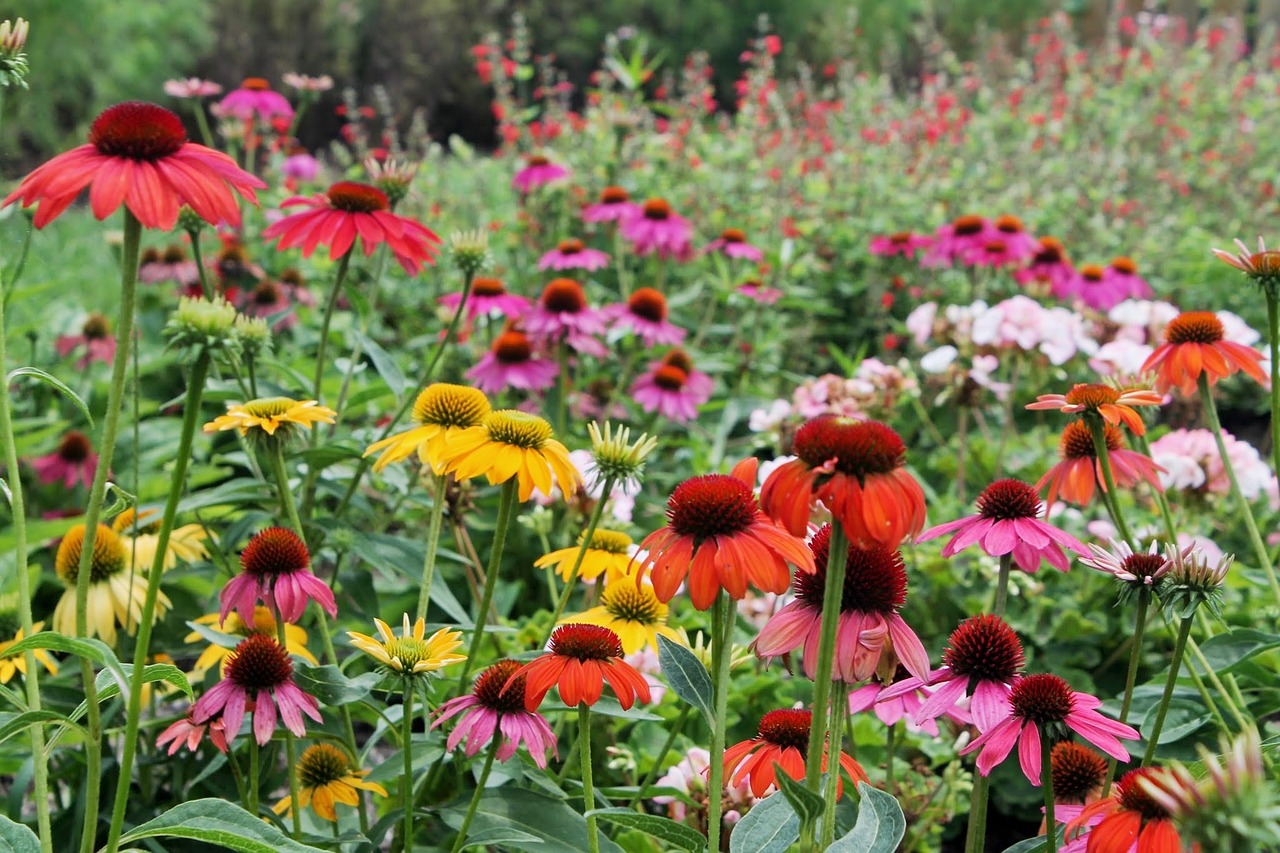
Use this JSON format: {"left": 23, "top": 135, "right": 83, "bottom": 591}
{"left": 630, "top": 350, "right": 713, "bottom": 423}
{"left": 467, "top": 328, "right": 559, "bottom": 394}
{"left": 164, "top": 78, "right": 223, "bottom": 99}
{"left": 217, "top": 78, "right": 294, "bottom": 121}
{"left": 603, "top": 287, "right": 686, "bottom": 346}
{"left": 736, "top": 278, "right": 783, "bottom": 304}
{"left": 582, "top": 186, "right": 640, "bottom": 223}
{"left": 57, "top": 313, "right": 117, "bottom": 369}
{"left": 961, "top": 673, "right": 1139, "bottom": 785}
{"left": 220, "top": 527, "right": 337, "bottom": 624}
{"left": 1014, "top": 236, "right": 1073, "bottom": 290}
{"left": 523, "top": 278, "right": 608, "bottom": 356}
{"left": 440, "top": 277, "right": 529, "bottom": 321}
{"left": 433, "top": 659, "right": 558, "bottom": 769}
{"left": 754, "top": 524, "right": 930, "bottom": 683}
{"left": 847, "top": 671, "right": 972, "bottom": 737}
{"left": 921, "top": 214, "right": 992, "bottom": 267}
{"left": 155, "top": 710, "right": 228, "bottom": 755}
{"left": 538, "top": 238, "right": 610, "bottom": 271}
{"left": 622, "top": 198, "right": 693, "bottom": 261}
{"left": 28, "top": 431, "right": 98, "bottom": 490}
{"left": 513, "top": 154, "right": 569, "bottom": 193}
{"left": 191, "top": 633, "right": 322, "bottom": 746}
{"left": 915, "top": 479, "right": 1087, "bottom": 573}
{"left": 705, "top": 228, "right": 764, "bottom": 262}
{"left": 869, "top": 231, "right": 932, "bottom": 259}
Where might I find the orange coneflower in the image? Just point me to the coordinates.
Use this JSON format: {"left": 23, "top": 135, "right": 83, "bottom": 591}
{"left": 723, "top": 708, "right": 868, "bottom": 799}
{"left": 1036, "top": 421, "right": 1164, "bottom": 508}
{"left": 1064, "top": 768, "right": 1186, "bottom": 853}
{"left": 507, "top": 624, "right": 651, "bottom": 710}
{"left": 1026, "top": 383, "right": 1163, "bottom": 435}
{"left": 1142, "top": 311, "right": 1266, "bottom": 396}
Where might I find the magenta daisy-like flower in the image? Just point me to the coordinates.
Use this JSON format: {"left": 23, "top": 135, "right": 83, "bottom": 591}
{"left": 961, "top": 672, "right": 1139, "bottom": 784}
{"left": 220, "top": 527, "right": 337, "bottom": 625}
{"left": 630, "top": 352, "right": 713, "bottom": 424}
{"left": 921, "top": 214, "right": 992, "bottom": 268}
{"left": 755, "top": 524, "right": 930, "bottom": 683}
{"left": 705, "top": 228, "right": 764, "bottom": 262}
{"left": 1014, "top": 237, "right": 1073, "bottom": 290}
{"left": 466, "top": 328, "right": 559, "bottom": 394}
{"left": 622, "top": 198, "right": 694, "bottom": 261}
{"left": 915, "top": 479, "right": 1087, "bottom": 573}
{"left": 604, "top": 288, "right": 686, "bottom": 347}
{"left": 869, "top": 231, "right": 932, "bottom": 259}
{"left": 1055, "top": 263, "right": 1129, "bottom": 311}
{"left": 736, "top": 278, "right": 783, "bottom": 304}
{"left": 847, "top": 668, "right": 972, "bottom": 736}
{"left": 191, "top": 633, "right": 322, "bottom": 745}
{"left": 1102, "top": 257, "right": 1152, "bottom": 302}
{"left": 56, "top": 313, "right": 117, "bottom": 369}
{"left": 217, "top": 77, "right": 294, "bottom": 121}
{"left": 29, "top": 431, "right": 98, "bottom": 490}
{"left": 433, "top": 659, "right": 558, "bottom": 769}
{"left": 440, "top": 277, "right": 529, "bottom": 322}
{"left": 164, "top": 78, "right": 223, "bottom": 99}
{"left": 979, "top": 215, "right": 1040, "bottom": 264}
{"left": 582, "top": 186, "right": 640, "bottom": 223}
{"left": 155, "top": 709, "right": 228, "bottom": 755}
{"left": 538, "top": 238, "right": 610, "bottom": 272}
{"left": 523, "top": 278, "right": 608, "bottom": 356}
{"left": 513, "top": 154, "right": 569, "bottom": 193}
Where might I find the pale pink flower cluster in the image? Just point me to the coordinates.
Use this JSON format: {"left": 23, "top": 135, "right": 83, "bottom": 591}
{"left": 653, "top": 748, "right": 755, "bottom": 824}
{"left": 1148, "top": 428, "right": 1280, "bottom": 509}
{"left": 747, "top": 361, "right": 915, "bottom": 440}
{"left": 907, "top": 297, "right": 1100, "bottom": 367}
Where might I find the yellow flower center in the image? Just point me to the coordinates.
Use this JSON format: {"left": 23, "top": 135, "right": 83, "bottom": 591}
{"left": 484, "top": 410, "right": 554, "bottom": 449}
{"left": 243, "top": 397, "right": 298, "bottom": 418}
{"left": 602, "top": 584, "right": 665, "bottom": 625}
{"left": 297, "top": 743, "right": 352, "bottom": 788}
{"left": 412, "top": 384, "right": 491, "bottom": 429}
{"left": 583, "top": 529, "right": 632, "bottom": 554}
{"left": 384, "top": 637, "right": 433, "bottom": 668}
{"left": 55, "top": 524, "right": 127, "bottom": 585}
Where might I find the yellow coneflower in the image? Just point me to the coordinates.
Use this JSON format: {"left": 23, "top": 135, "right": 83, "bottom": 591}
{"left": 202, "top": 396, "right": 336, "bottom": 439}
{"left": 534, "top": 529, "right": 635, "bottom": 583}
{"left": 363, "top": 383, "right": 491, "bottom": 473}
{"left": 185, "top": 607, "right": 317, "bottom": 677}
{"left": 0, "top": 616, "right": 58, "bottom": 683}
{"left": 112, "top": 508, "right": 211, "bottom": 572}
{"left": 52, "top": 523, "right": 169, "bottom": 644}
{"left": 347, "top": 614, "right": 465, "bottom": 678}
{"left": 272, "top": 743, "right": 386, "bottom": 822}
{"left": 562, "top": 579, "right": 680, "bottom": 655}
{"left": 438, "top": 410, "right": 579, "bottom": 502}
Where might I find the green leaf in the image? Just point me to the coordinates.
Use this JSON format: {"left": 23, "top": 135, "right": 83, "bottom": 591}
{"left": 1197, "top": 628, "right": 1280, "bottom": 673}
{"left": 456, "top": 827, "right": 543, "bottom": 848}
{"left": 828, "top": 783, "right": 906, "bottom": 852}
{"left": 586, "top": 809, "right": 706, "bottom": 852}
{"left": 728, "top": 792, "right": 799, "bottom": 853}
{"left": 440, "top": 788, "right": 623, "bottom": 853}
{"left": 1141, "top": 698, "right": 1211, "bottom": 745}
{"left": 773, "top": 769, "right": 824, "bottom": 827}
{"left": 0, "top": 710, "right": 83, "bottom": 746}
{"left": 6, "top": 632, "right": 129, "bottom": 698}
{"left": 293, "top": 663, "right": 381, "bottom": 706}
{"left": 7, "top": 366, "right": 93, "bottom": 426}
{"left": 1001, "top": 838, "right": 1048, "bottom": 853}
{"left": 655, "top": 635, "right": 713, "bottom": 725}
{"left": 351, "top": 328, "right": 408, "bottom": 397}
{"left": 0, "top": 813, "right": 39, "bottom": 853}
{"left": 117, "top": 799, "right": 330, "bottom": 852}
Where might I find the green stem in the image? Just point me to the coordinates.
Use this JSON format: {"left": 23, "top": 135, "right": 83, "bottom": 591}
{"left": 963, "top": 774, "right": 990, "bottom": 853}
{"left": 403, "top": 681, "right": 416, "bottom": 852}
{"left": 1142, "top": 615, "right": 1194, "bottom": 765}
{"left": 1102, "top": 590, "right": 1150, "bottom": 796}
{"left": 886, "top": 718, "right": 896, "bottom": 793}
{"left": 75, "top": 209, "right": 142, "bottom": 853}
{"left": 546, "top": 477, "right": 618, "bottom": 638}
{"left": 449, "top": 739, "right": 499, "bottom": 853}
{"left": 1182, "top": 634, "right": 1238, "bottom": 734}
{"left": 104, "top": 352, "right": 210, "bottom": 853}
{"left": 579, "top": 703, "right": 601, "bottom": 853}
{"left": 247, "top": 737, "right": 260, "bottom": 817}
{"left": 612, "top": 227, "right": 630, "bottom": 300}
{"left": 330, "top": 243, "right": 391, "bottom": 427}
{"left": 706, "top": 593, "right": 733, "bottom": 853}
{"left": 268, "top": 445, "right": 306, "bottom": 539}
{"left": 1198, "top": 373, "right": 1280, "bottom": 608}
{"left": 628, "top": 706, "right": 691, "bottom": 809}
{"left": 1186, "top": 628, "right": 1249, "bottom": 732}
{"left": 804, "top": 525, "right": 849, "bottom": 792}
{"left": 416, "top": 472, "right": 450, "bottom": 619}
{"left": 993, "top": 554, "right": 1012, "bottom": 617}
{"left": 279, "top": 617, "right": 302, "bottom": 838}
{"left": 1042, "top": 727, "right": 1057, "bottom": 851}
{"left": 193, "top": 102, "right": 216, "bottom": 148}
{"left": 1088, "top": 417, "right": 1135, "bottom": 549}
{"left": 311, "top": 250, "right": 352, "bottom": 403}
{"left": 186, "top": 227, "right": 214, "bottom": 300}
{"left": 819, "top": 684, "right": 848, "bottom": 847}
{"left": 555, "top": 342, "right": 568, "bottom": 439}
{"left": 458, "top": 479, "right": 519, "bottom": 687}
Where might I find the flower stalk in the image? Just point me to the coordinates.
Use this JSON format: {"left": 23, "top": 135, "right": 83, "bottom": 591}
{"left": 580, "top": 702, "right": 601, "bottom": 853}
{"left": 546, "top": 475, "right": 618, "bottom": 635}
{"left": 819, "top": 684, "right": 848, "bottom": 847}
{"left": 402, "top": 681, "right": 416, "bottom": 852}
{"left": 1142, "top": 615, "right": 1194, "bottom": 766}
{"left": 1102, "top": 590, "right": 1150, "bottom": 795}
{"left": 803, "top": 523, "right": 850, "bottom": 794}
{"left": 449, "top": 739, "right": 499, "bottom": 853}
{"left": 1087, "top": 418, "right": 1134, "bottom": 549}
{"left": 706, "top": 593, "right": 733, "bottom": 853}
{"left": 416, "top": 472, "right": 450, "bottom": 619}
{"left": 1042, "top": 727, "right": 1057, "bottom": 850}
{"left": 458, "top": 479, "right": 519, "bottom": 687}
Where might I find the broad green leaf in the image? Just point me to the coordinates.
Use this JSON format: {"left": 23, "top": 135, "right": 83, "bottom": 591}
{"left": 656, "top": 635, "right": 713, "bottom": 725}
{"left": 729, "top": 793, "right": 799, "bottom": 853}
{"left": 116, "top": 798, "right": 330, "bottom": 852}
{"left": 6, "top": 633, "right": 129, "bottom": 698}
{"left": 440, "top": 788, "right": 623, "bottom": 853}
{"left": 587, "top": 809, "right": 705, "bottom": 852}
{"left": 1197, "top": 628, "right": 1280, "bottom": 673}
{"left": 774, "top": 768, "right": 824, "bottom": 827}
{"left": 0, "top": 813, "right": 39, "bottom": 853}
{"left": 0, "top": 710, "right": 83, "bottom": 746}
{"left": 7, "top": 367, "right": 93, "bottom": 426}
{"left": 1141, "top": 698, "right": 1211, "bottom": 745}
{"left": 1001, "top": 838, "right": 1048, "bottom": 853}
{"left": 351, "top": 328, "right": 408, "bottom": 397}
{"left": 456, "top": 827, "right": 543, "bottom": 848}
{"left": 293, "top": 663, "right": 381, "bottom": 706}
{"left": 827, "top": 783, "right": 906, "bottom": 853}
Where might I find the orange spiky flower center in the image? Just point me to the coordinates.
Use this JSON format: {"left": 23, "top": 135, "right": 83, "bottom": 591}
{"left": 721, "top": 228, "right": 746, "bottom": 243}
{"left": 976, "top": 479, "right": 1042, "bottom": 520}
{"left": 1164, "top": 311, "right": 1225, "bottom": 345}
{"left": 1009, "top": 673, "right": 1074, "bottom": 724}
{"left": 667, "top": 474, "right": 758, "bottom": 540}
{"left": 549, "top": 624, "right": 624, "bottom": 661}
{"left": 241, "top": 77, "right": 271, "bottom": 91}
{"left": 225, "top": 633, "right": 292, "bottom": 691}
{"left": 952, "top": 215, "right": 985, "bottom": 236}
{"left": 1081, "top": 264, "right": 1105, "bottom": 282}
{"left": 757, "top": 708, "right": 811, "bottom": 751}
{"left": 473, "top": 659, "right": 528, "bottom": 714}
{"left": 600, "top": 186, "right": 630, "bottom": 204}
{"left": 642, "top": 198, "right": 672, "bottom": 220}
{"left": 557, "top": 238, "right": 584, "bottom": 254}
{"left": 1110, "top": 256, "right": 1138, "bottom": 275}
{"left": 942, "top": 614, "right": 1025, "bottom": 681}
{"left": 240, "top": 527, "right": 310, "bottom": 578}
{"left": 995, "top": 214, "right": 1024, "bottom": 234}
{"left": 1115, "top": 768, "right": 1174, "bottom": 820}
{"left": 1051, "top": 742, "right": 1108, "bottom": 803}
{"left": 1065, "top": 383, "right": 1121, "bottom": 408}
{"left": 652, "top": 365, "right": 689, "bottom": 391}
{"left": 57, "top": 431, "right": 93, "bottom": 462}
{"left": 472, "top": 277, "right": 506, "bottom": 297}
{"left": 541, "top": 278, "right": 587, "bottom": 313}
{"left": 792, "top": 415, "right": 905, "bottom": 479}
{"left": 627, "top": 287, "right": 668, "bottom": 322}
{"left": 1060, "top": 420, "right": 1122, "bottom": 459}
{"left": 492, "top": 331, "right": 533, "bottom": 364}
{"left": 90, "top": 102, "right": 187, "bottom": 160}
{"left": 327, "top": 181, "right": 390, "bottom": 213}
{"left": 795, "top": 524, "right": 907, "bottom": 614}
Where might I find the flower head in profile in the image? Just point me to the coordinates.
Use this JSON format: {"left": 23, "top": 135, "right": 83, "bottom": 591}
{"left": 636, "top": 458, "right": 814, "bottom": 610}
{"left": 535, "top": 529, "right": 635, "bottom": 583}
{"left": 1213, "top": 236, "right": 1280, "bottom": 297}
{"left": 582, "top": 185, "right": 640, "bottom": 223}
{"left": 723, "top": 708, "right": 868, "bottom": 798}
{"left": 513, "top": 154, "right": 570, "bottom": 193}
{"left": 28, "top": 431, "right": 98, "bottom": 490}
{"left": 869, "top": 231, "right": 932, "bottom": 259}
{"left": 191, "top": 633, "right": 322, "bottom": 745}
{"left": 507, "top": 624, "right": 651, "bottom": 710}
{"left": 433, "top": 659, "right": 558, "bottom": 768}
{"left": 1036, "top": 421, "right": 1164, "bottom": 508}
{"left": 217, "top": 77, "right": 294, "bottom": 121}
{"left": 4, "top": 101, "right": 265, "bottom": 229}
{"left": 220, "top": 527, "right": 337, "bottom": 624}
{"left": 113, "top": 508, "right": 210, "bottom": 572}
{"left": 53, "top": 522, "right": 167, "bottom": 644}
{"left": 1080, "top": 539, "right": 1171, "bottom": 602}
{"left": 0, "top": 613, "right": 57, "bottom": 683}
{"left": 439, "top": 410, "right": 579, "bottom": 502}
{"left": 466, "top": 328, "right": 559, "bottom": 394}
{"left": 605, "top": 288, "right": 687, "bottom": 347}
{"left": 440, "top": 277, "right": 528, "bottom": 322}
{"left": 1016, "top": 236, "right": 1073, "bottom": 291}
{"left": 164, "top": 78, "right": 223, "bottom": 99}
{"left": 57, "top": 313, "right": 117, "bottom": 369}
{"left": 563, "top": 578, "right": 680, "bottom": 654}
{"left": 282, "top": 73, "right": 334, "bottom": 93}
{"left": 0, "top": 18, "right": 29, "bottom": 88}
{"left": 364, "top": 383, "right": 491, "bottom": 473}
{"left": 622, "top": 198, "right": 694, "bottom": 261}
{"left": 916, "top": 479, "right": 1086, "bottom": 573}
{"left": 1142, "top": 310, "right": 1266, "bottom": 396}
{"left": 348, "top": 614, "right": 465, "bottom": 678}
{"left": 705, "top": 228, "right": 764, "bottom": 262}
{"left": 185, "top": 607, "right": 317, "bottom": 678}
{"left": 272, "top": 744, "right": 386, "bottom": 823}
{"left": 1026, "top": 383, "right": 1163, "bottom": 435}
{"left": 539, "top": 238, "right": 610, "bottom": 271}
{"left": 366, "top": 157, "right": 420, "bottom": 208}
{"left": 586, "top": 421, "right": 658, "bottom": 492}
{"left": 203, "top": 397, "right": 336, "bottom": 445}
{"left": 1063, "top": 767, "right": 1184, "bottom": 853}
{"left": 448, "top": 228, "right": 493, "bottom": 276}
{"left": 155, "top": 710, "right": 228, "bottom": 755}
{"left": 1161, "top": 541, "right": 1231, "bottom": 619}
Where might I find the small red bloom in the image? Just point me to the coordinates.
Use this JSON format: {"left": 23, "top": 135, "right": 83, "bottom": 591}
{"left": 507, "top": 624, "right": 650, "bottom": 711}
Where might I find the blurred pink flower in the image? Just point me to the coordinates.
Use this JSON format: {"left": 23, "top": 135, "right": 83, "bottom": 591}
{"left": 28, "top": 431, "right": 98, "bottom": 490}
{"left": 57, "top": 314, "right": 116, "bottom": 369}
{"left": 164, "top": 78, "right": 223, "bottom": 98}
{"left": 582, "top": 186, "right": 640, "bottom": 223}
{"left": 622, "top": 198, "right": 693, "bottom": 261}
{"left": 869, "top": 231, "right": 932, "bottom": 259}
{"left": 467, "top": 328, "right": 558, "bottom": 394}
{"left": 705, "top": 228, "right": 764, "bottom": 262}
{"left": 513, "top": 154, "right": 568, "bottom": 193}
{"left": 538, "top": 238, "right": 610, "bottom": 271}
{"left": 218, "top": 78, "right": 294, "bottom": 121}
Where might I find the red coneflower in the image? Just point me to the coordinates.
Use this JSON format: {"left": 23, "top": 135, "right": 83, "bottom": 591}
{"left": 760, "top": 415, "right": 926, "bottom": 548}
{"left": 262, "top": 181, "right": 442, "bottom": 274}
{"left": 635, "top": 458, "right": 814, "bottom": 610}
{"left": 191, "top": 632, "right": 322, "bottom": 745}
{"left": 1026, "top": 382, "right": 1164, "bottom": 435}
{"left": 220, "top": 527, "right": 337, "bottom": 625}
{"left": 1064, "top": 768, "right": 1185, "bottom": 853}
{"left": 1141, "top": 310, "right": 1266, "bottom": 396}
{"left": 507, "top": 624, "right": 651, "bottom": 711}
{"left": 1036, "top": 421, "right": 1164, "bottom": 508}
{"left": 3, "top": 101, "right": 265, "bottom": 230}
{"left": 722, "top": 708, "right": 868, "bottom": 798}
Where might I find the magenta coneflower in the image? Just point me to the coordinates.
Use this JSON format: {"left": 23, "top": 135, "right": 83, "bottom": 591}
{"left": 869, "top": 231, "right": 932, "bottom": 259}
{"left": 961, "top": 672, "right": 1139, "bottom": 784}
{"left": 164, "top": 78, "right": 223, "bottom": 99}
{"left": 630, "top": 351, "right": 713, "bottom": 423}
{"left": 440, "top": 277, "right": 529, "bottom": 322}
{"left": 582, "top": 186, "right": 640, "bottom": 223}
{"left": 29, "top": 431, "right": 98, "bottom": 490}
{"left": 736, "top": 278, "right": 783, "bottom": 304}
{"left": 915, "top": 479, "right": 1087, "bottom": 573}
{"left": 155, "top": 709, "right": 228, "bottom": 755}
{"left": 524, "top": 278, "right": 608, "bottom": 356}
{"left": 513, "top": 154, "right": 569, "bottom": 194}
{"left": 982, "top": 215, "right": 1039, "bottom": 263}
{"left": 1102, "top": 257, "right": 1153, "bottom": 303}
{"left": 433, "top": 659, "right": 558, "bottom": 768}
{"left": 538, "top": 238, "right": 610, "bottom": 272}
{"left": 705, "top": 228, "right": 764, "bottom": 262}
{"left": 191, "top": 633, "right": 322, "bottom": 745}
{"left": 239, "top": 280, "right": 298, "bottom": 330}
{"left": 1056, "top": 263, "right": 1132, "bottom": 311}
{"left": 263, "top": 181, "right": 441, "bottom": 274}
{"left": 466, "top": 328, "right": 559, "bottom": 394}
{"left": 922, "top": 214, "right": 992, "bottom": 267}
{"left": 281, "top": 148, "right": 320, "bottom": 184}
{"left": 57, "top": 313, "right": 116, "bottom": 369}
{"left": 604, "top": 287, "right": 686, "bottom": 346}
{"left": 217, "top": 77, "right": 294, "bottom": 121}
{"left": 880, "top": 614, "right": 1025, "bottom": 732}
{"left": 622, "top": 198, "right": 694, "bottom": 261}
{"left": 754, "top": 524, "right": 930, "bottom": 683}
{"left": 847, "top": 668, "right": 972, "bottom": 736}
{"left": 1014, "top": 236, "right": 1073, "bottom": 290}
{"left": 3, "top": 101, "right": 265, "bottom": 230}
{"left": 139, "top": 245, "right": 200, "bottom": 286}
{"left": 220, "top": 527, "right": 337, "bottom": 625}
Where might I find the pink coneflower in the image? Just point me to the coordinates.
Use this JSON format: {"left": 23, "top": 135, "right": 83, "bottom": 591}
{"left": 705, "top": 228, "right": 764, "bottom": 262}
{"left": 604, "top": 287, "right": 686, "bottom": 346}
{"left": 282, "top": 73, "right": 334, "bottom": 93}
{"left": 630, "top": 350, "right": 713, "bottom": 423}
{"left": 3, "top": 101, "right": 265, "bottom": 230}
{"left": 847, "top": 668, "right": 972, "bottom": 736}
{"left": 57, "top": 314, "right": 116, "bottom": 369}
{"left": 582, "top": 186, "right": 640, "bottom": 223}
{"left": 622, "top": 198, "right": 694, "bottom": 261}
{"left": 139, "top": 245, "right": 200, "bottom": 286}
{"left": 262, "top": 181, "right": 441, "bottom": 274}
{"left": 466, "top": 328, "right": 559, "bottom": 394}
{"left": 1037, "top": 421, "right": 1165, "bottom": 508}
{"left": 191, "top": 633, "right": 322, "bottom": 745}
{"left": 513, "top": 154, "right": 569, "bottom": 193}
{"left": 736, "top": 278, "right": 782, "bottom": 304}
{"left": 1015, "top": 236, "right": 1073, "bottom": 290}
{"left": 239, "top": 280, "right": 299, "bottom": 330}
{"left": 155, "top": 710, "right": 228, "bottom": 755}
{"left": 281, "top": 147, "right": 320, "bottom": 183}
{"left": 961, "top": 672, "right": 1139, "bottom": 784}
{"left": 164, "top": 78, "right": 223, "bottom": 99}
{"left": 915, "top": 479, "right": 1087, "bottom": 574}
{"left": 433, "top": 659, "right": 558, "bottom": 768}
{"left": 1102, "top": 256, "right": 1153, "bottom": 303}
{"left": 538, "top": 238, "right": 610, "bottom": 271}
{"left": 220, "top": 527, "right": 337, "bottom": 625}
{"left": 1056, "top": 263, "right": 1132, "bottom": 312}
{"left": 921, "top": 214, "right": 992, "bottom": 267}
{"left": 29, "top": 431, "right": 98, "bottom": 490}
{"left": 983, "top": 215, "right": 1039, "bottom": 263}
{"left": 440, "top": 277, "right": 529, "bottom": 321}
{"left": 869, "top": 231, "right": 932, "bottom": 259}
{"left": 524, "top": 278, "right": 608, "bottom": 356}
{"left": 217, "top": 78, "right": 294, "bottom": 121}
{"left": 880, "top": 614, "right": 1025, "bottom": 732}
{"left": 754, "top": 524, "right": 930, "bottom": 683}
